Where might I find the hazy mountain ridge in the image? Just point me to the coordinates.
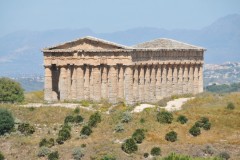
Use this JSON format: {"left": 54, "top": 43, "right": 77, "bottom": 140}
{"left": 0, "top": 14, "right": 240, "bottom": 76}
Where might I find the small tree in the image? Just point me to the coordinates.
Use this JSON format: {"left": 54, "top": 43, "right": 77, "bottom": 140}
{"left": 121, "top": 138, "right": 138, "bottom": 154}
{"left": 218, "top": 151, "right": 230, "bottom": 160}
{"left": 0, "top": 109, "right": 14, "bottom": 135}
{"left": 48, "top": 151, "right": 59, "bottom": 160}
{"left": 80, "top": 126, "right": 92, "bottom": 136}
{"left": 151, "top": 147, "right": 161, "bottom": 156}
{"left": 157, "top": 111, "right": 173, "bottom": 124}
{"left": 203, "top": 122, "right": 211, "bottom": 130}
{"left": 0, "top": 77, "right": 24, "bottom": 103}
{"left": 74, "top": 115, "right": 84, "bottom": 123}
{"left": 17, "top": 123, "right": 35, "bottom": 135}
{"left": 88, "top": 112, "right": 101, "bottom": 127}
{"left": 177, "top": 115, "right": 188, "bottom": 124}
{"left": 189, "top": 125, "right": 201, "bottom": 136}
{"left": 64, "top": 115, "right": 75, "bottom": 124}
{"left": 227, "top": 102, "right": 235, "bottom": 110}
{"left": 165, "top": 131, "right": 177, "bottom": 142}
{"left": 132, "top": 129, "right": 145, "bottom": 144}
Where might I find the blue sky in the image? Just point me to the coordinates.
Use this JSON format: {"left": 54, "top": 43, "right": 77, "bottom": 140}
{"left": 0, "top": 0, "right": 240, "bottom": 36}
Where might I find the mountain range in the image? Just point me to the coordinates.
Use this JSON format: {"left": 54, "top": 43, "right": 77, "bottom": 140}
{"left": 0, "top": 14, "right": 240, "bottom": 76}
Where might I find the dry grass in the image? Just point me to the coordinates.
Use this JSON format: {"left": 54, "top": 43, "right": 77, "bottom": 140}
{"left": 0, "top": 92, "right": 240, "bottom": 159}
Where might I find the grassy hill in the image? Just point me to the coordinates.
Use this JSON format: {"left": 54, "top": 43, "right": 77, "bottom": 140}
{"left": 0, "top": 92, "right": 239, "bottom": 159}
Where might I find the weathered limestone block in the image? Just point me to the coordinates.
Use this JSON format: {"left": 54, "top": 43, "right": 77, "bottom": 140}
{"left": 178, "top": 65, "right": 183, "bottom": 95}
{"left": 183, "top": 65, "right": 188, "bottom": 94}
{"left": 76, "top": 66, "right": 84, "bottom": 100}
{"left": 155, "top": 65, "right": 161, "bottom": 100}
{"left": 144, "top": 66, "right": 150, "bottom": 102}
{"left": 118, "top": 65, "right": 124, "bottom": 100}
{"left": 172, "top": 65, "right": 178, "bottom": 95}
{"left": 101, "top": 65, "right": 108, "bottom": 99}
{"left": 44, "top": 66, "right": 52, "bottom": 101}
{"left": 193, "top": 65, "right": 199, "bottom": 94}
{"left": 167, "top": 65, "right": 173, "bottom": 96}
{"left": 108, "top": 66, "right": 118, "bottom": 103}
{"left": 67, "top": 65, "right": 71, "bottom": 100}
{"left": 59, "top": 66, "right": 67, "bottom": 101}
{"left": 71, "top": 66, "right": 77, "bottom": 100}
{"left": 188, "top": 65, "right": 194, "bottom": 94}
{"left": 84, "top": 65, "right": 90, "bottom": 99}
{"left": 149, "top": 65, "right": 156, "bottom": 102}
{"left": 133, "top": 66, "right": 139, "bottom": 103}
{"left": 161, "top": 65, "right": 167, "bottom": 99}
{"left": 139, "top": 66, "right": 145, "bottom": 102}
{"left": 93, "top": 66, "right": 101, "bottom": 101}
{"left": 124, "top": 66, "right": 133, "bottom": 104}
{"left": 198, "top": 64, "right": 203, "bottom": 92}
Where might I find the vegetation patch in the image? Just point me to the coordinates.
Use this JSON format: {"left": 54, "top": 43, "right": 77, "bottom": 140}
{"left": 132, "top": 129, "right": 145, "bottom": 144}
{"left": 0, "top": 109, "right": 14, "bottom": 135}
{"left": 165, "top": 131, "right": 177, "bottom": 142}
{"left": 17, "top": 123, "right": 35, "bottom": 135}
{"left": 121, "top": 138, "right": 138, "bottom": 154}
{"left": 156, "top": 110, "right": 173, "bottom": 124}
{"left": 150, "top": 147, "right": 161, "bottom": 156}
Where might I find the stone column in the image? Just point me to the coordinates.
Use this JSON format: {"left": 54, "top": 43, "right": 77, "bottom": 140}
{"left": 161, "top": 64, "right": 167, "bottom": 98}
{"left": 193, "top": 64, "right": 199, "bottom": 94}
{"left": 139, "top": 65, "right": 145, "bottom": 102}
{"left": 44, "top": 65, "right": 52, "bottom": 101}
{"left": 118, "top": 65, "right": 124, "bottom": 100}
{"left": 178, "top": 65, "right": 183, "bottom": 95}
{"left": 124, "top": 66, "right": 133, "bottom": 104}
{"left": 76, "top": 66, "right": 84, "bottom": 100}
{"left": 101, "top": 65, "right": 108, "bottom": 99}
{"left": 108, "top": 66, "right": 118, "bottom": 103}
{"left": 155, "top": 64, "right": 161, "bottom": 100}
{"left": 93, "top": 66, "right": 101, "bottom": 101}
{"left": 198, "top": 64, "right": 203, "bottom": 92}
{"left": 150, "top": 65, "right": 156, "bottom": 102}
{"left": 183, "top": 64, "right": 188, "bottom": 94}
{"left": 133, "top": 66, "right": 139, "bottom": 103}
{"left": 172, "top": 65, "right": 178, "bottom": 95}
{"left": 71, "top": 66, "right": 77, "bottom": 100}
{"left": 188, "top": 64, "right": 194, "bottom": 94}
{"left": 84, "top": 65, "right": 90, "bottom": 99}
{"left": 59, "top": 66, "right": 67, "bottom": 101}
{"left": 167, "top": 65, "right": 173, "bottom": 96}
{"left": 144, "top": 65, "right": 150, "bottom": 102}
{"left": 67, "top": 65, "right": 71, "bottom": 100}
{"left": 89, "top": 66, "right": 94, "bottom": 100}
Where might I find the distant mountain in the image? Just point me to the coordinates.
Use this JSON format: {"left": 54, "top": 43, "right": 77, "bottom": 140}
{"left": 0, "top": 14, "right": 240, "bottom": 76}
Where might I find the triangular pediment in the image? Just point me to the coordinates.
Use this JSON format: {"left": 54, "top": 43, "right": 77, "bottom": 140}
{"left": 45, "top": 36, "right": 129, "bottom": 51}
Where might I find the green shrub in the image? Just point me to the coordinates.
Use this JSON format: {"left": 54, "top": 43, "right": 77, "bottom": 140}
{"left": 0, "top": 151, "right": 4, "bottom": 160}
{"left": 39, "top": 138, "right": 54, "bottom": 148}
{"left": 58, "top": 129, "right": 71, "bottom": 141}
{"left": 0, "top": 109, "right": 14, "bottom": 135}
{"left": 195, "top": 117, "right": 209, "bottom": 128}
{"left": 177, "top": 115, "right": 188, "bottom": 124}
{"left": 56, "top": 136, "right": 64, "bottom": 145}
{"left": 121, "top": 138, "right": 138, "bottom": 154}
{"left": 132, "top": 129, "right": 145, "bottom": 144}
{"left": 114, "top": 123, "right": 124, "bottom": 133}
{"left": 74, "top": 115, "right": 84, "bottom": 123}
{"left": 218, "top": 151, "right": 230, "bottom": 160}
{"left": 101, "top": 154, "right": 116, "bottom": 160}
{"left": 80, "top": 126, "right": 92, "bottom": 136}
{"left": 189, "top": 125, "right": 201, "bottom": 136}
{"left": 121, "top": 111, "right": 132, "bottom": 123}
{"left": 227, "top": 102, "right": 235, "bottom": 110}
{"left": 37, "top": 146, "right": 51, "bottom": 157}
{"left": 88, "top": 112, "right": 101, "bottom": 127}
{"left": 62, "top": 124, "right": 71, "bottom": 132}
{"left": 143, "top": 153, "right": 149, "bottom": 158}
{"left": 74, "top": 107, "right": 80, "bottom": 114}
{"left": 202, "top": 145, "right": 216, "bottom": 156}
{"left": 162, "top": 153, "right": 191, "bottom": 160}
{"left": 72, "top": 147, "right": 84, "bottom": 160}
{"left": 157, "top": 111, "right": 173, "bottom": 124}
{"left": 151, "top": 147, "right": 161, "bottom": 156}
{"left": 203, "top": 122, "right": 211, "bottom": 130}
{"left": 0, "top": 77, "right": 24, "bottom": 103}
{"left": 17, "top": 123, "right": 35, "bottom": 135}
{"left": 81, "top": 144, "right": 86, "bottom": 148}
{"left": 64, "top": 115, "right": 75, "bottom": 124}
{"left": 165, "top": 131, "right": 177, "bottom": 142}
{"left": 48, "top": 151, "right": 59, "bottom": 160}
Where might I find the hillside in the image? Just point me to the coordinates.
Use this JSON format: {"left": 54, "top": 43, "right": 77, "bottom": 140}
{"left": 0, "top": 92, "right": 240, "bottom": 159}
{"left": 0, "top": 14, "right": 240, "bottom": 76}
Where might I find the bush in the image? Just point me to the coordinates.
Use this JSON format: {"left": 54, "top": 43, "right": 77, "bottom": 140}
{"left": 189, "top": 125, "right": 201, "bottom": 136}
{"left": 121, "top": 111, "right": 132, "bottom": 123}
{"left": 48, "top": 151, "right": 59, "bottom": 160}
{"left": 121, "top": 138, "right": 138, "bottom": 154}
{"left": 114, "top": 123, "right": 124, "bottom": 133}
{"left": 0, "top": 151, "right": 4, "bottom": 160}
{"left": 88, "top": 112, "right": 101, "bottom": 127}
{"left": 0, "top": 77, "right": 24, "bottom": 103}
{"left": 202, "top": 145, "right": 216, "bottom": 156}
{"left": 72, "top": 147, "right": 84, "bottom": 160}
{"left": 143, "top": 153, "right": 149, "bottom": 158}
{"left": 80, "top": 126, "right": 92, "bottom": 136}
{"left": 56, "top": 136, "right": 64, "bottom": 145}
{"left": 37, "top": 146, "right": 51, "bottom": 157}
{"left": 218, "top": 151, "right": 230, "bottom": 160}
{"left": 157, "top": 111, "right": 173, "bottom": 124}
{"left": 177, "top": 115, "right": 188, "bottom": 124}
{"left": 132, "top": 129, "right": 145, "bottom": 144}
{"left": 151, "top": 147, "right": 161, "bottom": 156}
{"left": 74, "top": 115, "right": 84, "bottom": 123}
{"left": 195, "top": 117, "right": 209, "bottom": 128}
{"left": 74, "top": 107, "right": 80, "bottom": 114}
{"left": 39, "top": 138, "right": 55, "bottom": 148}
{"left": 0, "top": 109, "right": 14, "bottom": 135}
{"left": 227, "top": 102, "right": 235, "bottom": 110}
{"left": 56, "top": 124, "right": 71, "bottom": 144}
{"left": 101, "top": 155, "right": 116, "bottom": 160}
{"left": 165, "top": 131, "right": 177, "bottom": 142}
{"left": 64, "top": 115, "right": 75, "bottom": 124}
{"left": 81, "top": 100, "right": 90, "bottom": 107}
{"left": 17, "top": 123, "right": 35, "bottom": 135}
{"left": 203, "top": 122, "right": 211, "bottom": 130}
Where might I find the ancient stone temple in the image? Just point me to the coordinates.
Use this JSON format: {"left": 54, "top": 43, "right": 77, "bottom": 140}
{"left": 42, "top": 36, "right": 205, "bottom": 104}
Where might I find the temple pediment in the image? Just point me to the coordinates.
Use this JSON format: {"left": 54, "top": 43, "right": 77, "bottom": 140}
{"left": 43, "top": 36, "right": 130, "bottom": 51}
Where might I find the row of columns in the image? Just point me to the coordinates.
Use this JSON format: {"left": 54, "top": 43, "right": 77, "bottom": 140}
{"left": 44, "top": 64, "right": 203, "bottom": 104}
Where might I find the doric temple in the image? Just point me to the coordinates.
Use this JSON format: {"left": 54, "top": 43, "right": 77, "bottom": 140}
{"left": 42, "top": 36, "right": 206, "bottom": 104}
